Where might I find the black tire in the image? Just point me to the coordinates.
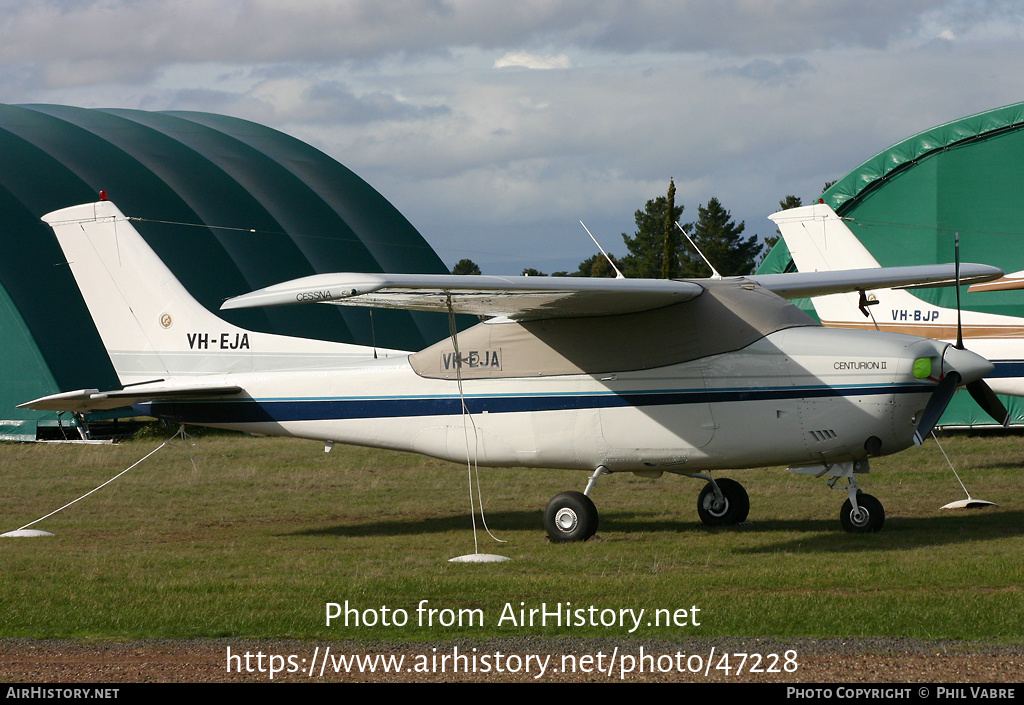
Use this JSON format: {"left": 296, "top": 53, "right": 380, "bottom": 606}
{"left": 840, "top": 493, "right": 885, "bottom": 533}
{"left": 697, "top": 478, "right": 750, "bottom": 526}
{"left": 544, "top": 491, "right": 599, "bottom": 542}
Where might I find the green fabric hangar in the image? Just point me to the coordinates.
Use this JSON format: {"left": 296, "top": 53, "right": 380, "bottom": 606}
{"left": 758, "top": 101, "right": 1024, "bottom": 427}
{"left": 0, "top": 105, "right": 453, "bottom": 440}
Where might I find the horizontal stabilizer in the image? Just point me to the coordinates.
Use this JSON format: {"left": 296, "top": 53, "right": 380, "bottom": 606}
{"left": 20, "top": 382, "right": 242, "bottom": 413}
{"left": 968, "top": 269, "right": 1024, "bottom": 293}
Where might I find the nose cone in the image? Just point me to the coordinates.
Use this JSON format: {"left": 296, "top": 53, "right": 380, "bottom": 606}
{"left": 943, "top": 345, "right": 994, "bottom": 384}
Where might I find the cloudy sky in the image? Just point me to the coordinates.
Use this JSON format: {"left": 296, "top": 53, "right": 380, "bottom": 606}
{"left": 3, "top": 0, "right": 1024, "bottom": 273}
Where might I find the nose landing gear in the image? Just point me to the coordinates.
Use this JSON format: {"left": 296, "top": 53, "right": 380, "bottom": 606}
{"left": 840, "top": 491, "right": 885, "bottom": 533}
{"left": 793, "top": 459, "right": 885, "bottom": 533}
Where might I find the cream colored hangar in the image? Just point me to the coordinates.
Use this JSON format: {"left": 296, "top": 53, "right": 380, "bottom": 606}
{"left": 23, "top": 199, "right": 1009, "bottom": 541}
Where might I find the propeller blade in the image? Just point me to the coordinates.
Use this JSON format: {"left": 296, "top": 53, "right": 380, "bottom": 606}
{"left": 942, "top": 233, "right": 1011, "bottom": 430}
{"left": 914, "top": 371, "right": 961, "bottom": 446}
{"left": 967, "top": 379, "right": 1011, "bottom": 427}
{"left": 954, "top": 232, "right": 964, "bottom": 349}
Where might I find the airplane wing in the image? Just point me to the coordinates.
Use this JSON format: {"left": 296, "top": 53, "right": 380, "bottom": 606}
{"left": 220, "top": 272, "right": 705, "bottom": 320}
{"left": 746, "top": 264, "right": 1003, "bottom": 299}
{"left": 221, "top": 266, "right": 1003, "bottom": 320}
{"left": 19, "top": 381, "right": 243, "bottom": 413}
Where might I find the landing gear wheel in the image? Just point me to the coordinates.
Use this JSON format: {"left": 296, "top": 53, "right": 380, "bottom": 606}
{"left": 697, "top": 478, "right": 749, "bottom": 526}
{"left": 840, "top": 493, "right": 885, "bottom": 533}
{"left": 544, "top": 491, "right": 599, "bottom": 542}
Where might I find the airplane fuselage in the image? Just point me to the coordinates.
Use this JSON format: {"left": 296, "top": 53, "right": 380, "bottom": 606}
{"left": 137, "top": 326, "right": 950, "bottom": 474}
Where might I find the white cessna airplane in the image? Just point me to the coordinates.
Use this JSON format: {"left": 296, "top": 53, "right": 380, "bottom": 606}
{"left": 21, "top": 198, "right": 1008, "bottom": 541}
{"left": 772, "top": 202, "right": 1023, "bottom": 411}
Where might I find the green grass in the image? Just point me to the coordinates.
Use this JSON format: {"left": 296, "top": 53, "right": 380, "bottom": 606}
{"left": 1, "top": 430, "right": 1022, "bottom": 642}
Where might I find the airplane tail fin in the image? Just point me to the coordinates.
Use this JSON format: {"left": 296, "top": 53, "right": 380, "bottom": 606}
{"left": 43, "top": 200, "right": 389, "bottom": 386}
{"left": 768, "top": 203, "right": 937, "bottom": 328}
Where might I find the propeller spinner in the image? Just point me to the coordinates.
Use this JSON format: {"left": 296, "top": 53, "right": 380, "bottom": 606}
{"left": 913, "top": 346, "right": 993, "bottom": 446}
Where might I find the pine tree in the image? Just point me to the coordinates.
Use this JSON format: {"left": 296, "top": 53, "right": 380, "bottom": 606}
{"left": 681, "top": 197, "right": 762, "bottom": 277}
{"left": 619, "top": 181, "right": 684, "bottom": 278}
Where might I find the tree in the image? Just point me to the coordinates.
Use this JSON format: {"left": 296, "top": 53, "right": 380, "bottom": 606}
{"left": 681, "top": 197, "right": 762, "bottom": 277}
{"left": 451, "top": 258, "right": 481, "bottom": 275}
{"left": 573, "top": 253, "right": 621, "bottom": 278}
{"left": 521, "top": 268, "right": 547, "bottom": 276}
{"left": 661, "top": 179, "right": 678, "bottom": 279}
{"left": 619, "top": 180, "right": 684, "bottom": 278}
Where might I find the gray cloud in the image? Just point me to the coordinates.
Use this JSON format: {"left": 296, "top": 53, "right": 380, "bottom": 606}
{"left": 3, "top": 1, "right": 1024, "bottom": 273}
{"left": 0, "top": 0, "right": 998, "bottom": 88}
{"left": 710, "top": 58, "right": 816, "bottom": 86}
{"left": 299, "top": 82, "right": 451, "bottom": 124}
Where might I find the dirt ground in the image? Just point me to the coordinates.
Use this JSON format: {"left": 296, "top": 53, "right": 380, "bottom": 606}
{"left": 1, "top": 637, "right": 1021, "bottom": 683}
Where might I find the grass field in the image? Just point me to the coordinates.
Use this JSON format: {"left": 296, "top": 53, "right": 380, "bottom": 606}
{"left": 1, "top": 429, "right": 1022, "bottom": 644}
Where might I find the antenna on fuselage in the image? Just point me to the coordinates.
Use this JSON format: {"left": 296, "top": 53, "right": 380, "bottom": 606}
{"left": 580, "top": 221, "right": 625, "bottom": 279}
{"left": 676, "top": 222, "right": 722, "bottom": 280}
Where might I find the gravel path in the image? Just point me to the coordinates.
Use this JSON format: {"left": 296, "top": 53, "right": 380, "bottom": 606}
{"left": 2, "top": 637, "right": 1021, "bottom": 683}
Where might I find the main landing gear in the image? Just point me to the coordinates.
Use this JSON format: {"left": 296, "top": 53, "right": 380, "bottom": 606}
{"left": 543, "top": 466, "right": 609, "bottom": 542}
{"left": 543, "top": 491, "right": 599, "bottom": 542}
{"left": 543, "top": 467, "right": 753, "bottom": 542}
{"left": 694, "top": 476, "right": 750, "bottom": 526}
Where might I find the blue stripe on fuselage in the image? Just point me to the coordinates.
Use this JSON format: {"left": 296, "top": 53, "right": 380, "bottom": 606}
{"left": 990, "top": 360, "right": 1024, "bottom": 379}
{"left": 136, "top": 383, "right": 930, "bottom": 425}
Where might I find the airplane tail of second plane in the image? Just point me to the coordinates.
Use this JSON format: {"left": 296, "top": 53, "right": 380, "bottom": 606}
{"left": 42, "top": 199, "right": 395, "bottom": 387}
{"left": 768, "top": 203, "right": 946, "bottom": 331}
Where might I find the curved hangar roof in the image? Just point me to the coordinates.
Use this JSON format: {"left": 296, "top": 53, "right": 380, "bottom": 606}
{"left": 0, "top": 104, "right": 452, "bottom": 401}
{"left": 760, "top": 101, "right": 1024, "bottom": 318}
